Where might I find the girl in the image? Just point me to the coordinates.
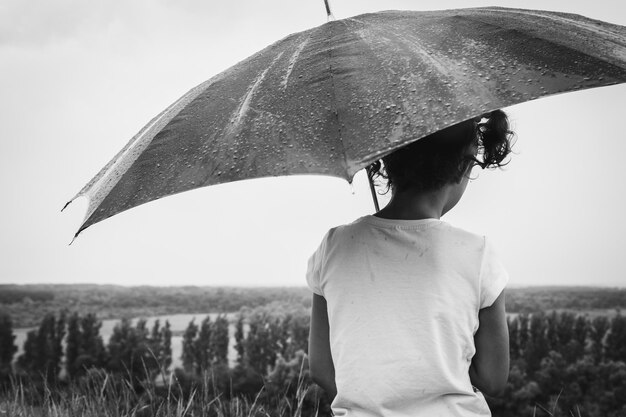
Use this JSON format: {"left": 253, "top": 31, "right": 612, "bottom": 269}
{"left": 307, "top": 110, "right": 513, "bottom": 417}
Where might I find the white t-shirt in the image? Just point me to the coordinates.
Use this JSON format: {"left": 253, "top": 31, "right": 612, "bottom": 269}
{"left": 306, "top": 216, "right": 508, "bottom": 417}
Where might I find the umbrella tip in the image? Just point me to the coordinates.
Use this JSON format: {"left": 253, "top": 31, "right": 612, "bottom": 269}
{"left": 324, "top": 0, "right": 335, "bottom": 21}
{"left": 68, "top": 229, "right": 81, "bottom": 246}
{"left": 61, "top": 200, "right": 72, "bottom": 212}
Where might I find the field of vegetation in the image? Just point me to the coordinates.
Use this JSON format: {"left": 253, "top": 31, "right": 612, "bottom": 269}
{"left": 0, "top": 285, "right": 312, "bottom": 328}
{"left": 1, "top": 285, "right": 625, "bottom": 416}
{"left": 2, "top": 284, "right": 626, "bottom": 329}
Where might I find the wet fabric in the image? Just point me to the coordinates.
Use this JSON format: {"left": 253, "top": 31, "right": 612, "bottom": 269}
{"left": 68, "top": 8, "right": 626, "bottom": 236}
{"left": 306, "top": 216, "right": 508, "bottom": 416}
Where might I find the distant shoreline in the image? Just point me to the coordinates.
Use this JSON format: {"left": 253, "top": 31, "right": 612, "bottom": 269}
{"left": 2, "top": 284, "right": 625, "bottom": 328}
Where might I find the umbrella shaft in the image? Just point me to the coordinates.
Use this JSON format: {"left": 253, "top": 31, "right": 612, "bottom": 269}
{"left": 368, "top": 173, "right": 380, "bottom": 212}
{"left": 324, "top": 0, "right": 334, "bottom": 21}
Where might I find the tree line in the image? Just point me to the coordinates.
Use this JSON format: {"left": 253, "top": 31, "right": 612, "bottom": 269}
{"left": 1, "top": 306, "right": 626, "bottom": 416}
{"left": 2, "top": 311, "right": 173, "bottom": 387}
{"left": 175, "top": 302, "right": 315, "bottom": 409}
{"left": 0, "top": 302, "right": 326, "bottom": 414}
{"left": 489, "top": 311, "right": 626, "bottom": 416}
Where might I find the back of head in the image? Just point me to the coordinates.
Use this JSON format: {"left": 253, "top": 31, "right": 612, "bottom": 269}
{"left": 369, "top": 110, "right": 514, "bottom": 193}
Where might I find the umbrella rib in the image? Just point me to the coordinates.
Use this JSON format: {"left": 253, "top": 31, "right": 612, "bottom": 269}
{"left": 325, "top": 20, "right": 351, "bottom": 181}
{"left": 227, "top": 51, "right": 285, "bottom": 137}
{"left": 281, "top": 35, "right": 311, "bottom": 91}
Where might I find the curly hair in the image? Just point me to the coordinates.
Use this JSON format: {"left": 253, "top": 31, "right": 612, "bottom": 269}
{"left": 368, "top": 110, "right": 514, "bottom": 193}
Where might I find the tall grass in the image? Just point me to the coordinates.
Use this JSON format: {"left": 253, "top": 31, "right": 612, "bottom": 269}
{"left": 1, "top": 372, "right": 597, "bottom": 417}
{"left": 530, "top": 389, "right": 583, "bottom": 417}
{"left": 0, "top": 368, "right": 321, "bottom": 417}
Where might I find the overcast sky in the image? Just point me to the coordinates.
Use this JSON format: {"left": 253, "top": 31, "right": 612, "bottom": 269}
{"left": 0, "top": 0, "right": 625, "bottom": 288}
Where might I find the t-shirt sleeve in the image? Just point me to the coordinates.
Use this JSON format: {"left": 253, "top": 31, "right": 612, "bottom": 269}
{"left": 305, "top": 232, "right": 329, "bottom": 296}
{"left": 479, "top": 237, "right": 509, "bottom": 309}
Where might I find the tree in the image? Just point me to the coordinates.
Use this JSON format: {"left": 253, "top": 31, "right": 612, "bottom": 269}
{"left": 210, "top": 315, "right": 230, "bottom": 366}
{"left": 562, "top": 315, "right": 588, "bottom": 362}
{"left": 606, "top": 313, "right": 626, "bottom": 362}
{"left": 16, "top": 312, "right": 66, "bottom": 382}
{"left": 244, "top": 313, "right": 279, "bottom": 375}
{"left": 589, "top": 315, "right": 609, "bottom": 363}
{"left": 234, "top": 314, "right": 245, "bottom": 365}
{"left": 107, "top": 318, "right": 160, "bottom": 385}
{"left": 556, "top": 312, "right": 576, "bottom": 348}
{"left": 196, "top": 316, "right": 213, "bottom": 372}
{"left": 180, "top": 315, "right": 230, "bottom": 375}
{"left": 79, "top": 313, "right": 106, "bottom": 371}
{"left": 0, "top": 312, "right": 17, "bottom": 375}
{"left": 66, "top": 312, "right": 106, "bottom": 378}
{"left": 508, "top": 316, "right": 520, "bottom": 360}
{"left": 267, "top": 349, "right": 310, "bottom": 398}
{"left": 107, "top": 318, "right": 135, "bottom": 375}
{"left": 525, "top": 313, "right": 548, "bottom": 376}
{"left": 545, "top": 311, "right": 560, "bottom": 351}
{"left": 286, "top": 313, "right": 310, "bottom": 358}
{"left": 135, "top": 318, "right": 160, "bottom": 378}
{"left": 181, "top": 319, "right": 198, "bottom": 373}
{"left": 65, "top": 312, "right": 81, "bottom": 378}
{"left": 535, "top": 351, "right": 567, "bottom": 400}
{"left": 573, "top": 315, "right": 588, "bottom": 346}
{"left": 516, "top": 314, "right": 530, "bottom": 365}
{"left": 154, "top": 320, "right": 172, "bottom": 373}
{"left": 53, "top": 311, "right": 67, "bottom": 380}
{"left": 17, "top": 331, "right": 38, "bottom": 375}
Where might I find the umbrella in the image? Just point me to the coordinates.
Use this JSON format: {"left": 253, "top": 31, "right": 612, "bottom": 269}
{"left": 65, "top": 6, "right": 626, "bottom": 237}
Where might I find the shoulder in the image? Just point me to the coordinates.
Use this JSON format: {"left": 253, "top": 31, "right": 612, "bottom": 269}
{"left": 437, "top": 222, "right": 486, "bottom": 248}
{"left": 324, "top": 216, "right": 369, "bottom": 238}
{"left": 312, "top": 217, "right": 366, "bottom": 248}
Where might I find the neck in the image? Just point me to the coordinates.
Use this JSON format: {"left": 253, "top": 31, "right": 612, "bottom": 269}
{"left": 374, "top": 186, "right": 453, "bottom": 220}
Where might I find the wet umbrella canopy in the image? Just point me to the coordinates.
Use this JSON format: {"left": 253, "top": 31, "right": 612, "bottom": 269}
{"left": 66, "top": 7, "right": 626, "bottom": 236}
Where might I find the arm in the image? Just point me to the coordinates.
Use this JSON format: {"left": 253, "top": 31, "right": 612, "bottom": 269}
{"left": 469, "top": 291, "right": 509, "bottom": 397}
{"left": 308, "top": 293, "right": 337, "bottom": 400}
